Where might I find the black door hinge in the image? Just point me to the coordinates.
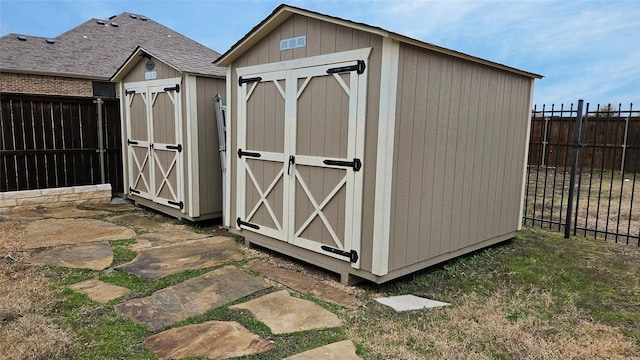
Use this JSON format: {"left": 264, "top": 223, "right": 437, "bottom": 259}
{"left": 127, "top": 139, "right": 138, "bottom": 145}
{"left": 238, "top": 76, "right": 262, "bottom": 86}
{"left": 323, "top": 158, "right": 362, "bottom": 171}
{"left": 125, "top": 89, "right": 135, "bottom": 95}
{"left": 238, "top": 149, "right": 261, "bottom": 158}
{"left": 166, "top": 144, "right": 183, "bottom": 152}
{"left": 326, "top": 60, "right": 366, "bottom": 75}
{"left": 168, "top": 200, "right": 184, "bottom": 209}
{"left": 164, "top": 84, "right": 180, "bottom": 93}
{"left": 321, "top": 246, "right": 359, "bottom": 263}
{"left": 129, "top": 187, "right": 140, "bottom": 194}
{"left": 237, "top": 217, "right": 260, "bottom": 230}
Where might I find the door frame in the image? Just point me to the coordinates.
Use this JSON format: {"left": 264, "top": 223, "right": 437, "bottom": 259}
{"left": 124, "top": 77, "right": 185, "bottom": 212}
{"left": 235, "top": 48, "right": 370, "bottom": 268}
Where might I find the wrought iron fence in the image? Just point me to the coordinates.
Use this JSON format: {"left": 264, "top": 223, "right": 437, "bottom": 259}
{"left": 0, "top": 93, "right": 123, "bottom": 193}
{"left": 524, "top": 100, "right": 639, "bottom": 246}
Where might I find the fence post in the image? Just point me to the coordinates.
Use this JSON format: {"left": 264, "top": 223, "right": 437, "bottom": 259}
{"left": 565, "top": 99, "right": 584, "bottom": 238}
{"left": 95, "top": 97, "right": 106, "bottom": 184}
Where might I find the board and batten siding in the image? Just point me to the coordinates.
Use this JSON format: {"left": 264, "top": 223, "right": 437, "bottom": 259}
{"left": 194, "top": 76, "right": 225, "bottom": 217}
{"left": 228, "top": 13, "right": 384, "bottom": 272}
{"left": 387, "top": 43, "right": 533, "bottom": 272}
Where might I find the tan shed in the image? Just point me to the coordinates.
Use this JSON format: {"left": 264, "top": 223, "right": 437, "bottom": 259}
{"left": 112, "top": 47, "right": 226, "bottom": 220}
{"left": 215, "top": 5, "right": 542, "bottom": 284}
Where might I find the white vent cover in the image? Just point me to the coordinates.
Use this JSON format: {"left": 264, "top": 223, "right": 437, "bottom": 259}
{"left": 280, "top": 36, "right": 306, "bottom": 51}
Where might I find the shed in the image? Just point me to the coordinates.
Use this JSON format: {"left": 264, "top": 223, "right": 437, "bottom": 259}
{"left": 215, "top": 4, "right": 542, "bottom": 284}
{"left": 112, "top": 46, "right": 226, "bottom": 220}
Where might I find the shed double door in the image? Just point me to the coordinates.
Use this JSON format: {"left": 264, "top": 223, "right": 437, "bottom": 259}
{"left": 236, "top": 51, "right": 368, "bottom": 268}
{"left": 124, "top": 77, "right": 184, "bottom": 211}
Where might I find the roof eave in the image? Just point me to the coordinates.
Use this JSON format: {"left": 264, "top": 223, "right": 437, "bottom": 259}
{"left": 215, "top": 4, "right": 542, "bottom": 80}
{"left": 0, "top": 68, "right": 110, "bottom": 81}
{"left": 215, "top": 4, "right": 389, "bottom": 67}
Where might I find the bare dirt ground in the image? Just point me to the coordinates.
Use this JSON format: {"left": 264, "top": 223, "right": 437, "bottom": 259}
{"left": 524, "top": 167, "right": 639, "bottom": 244}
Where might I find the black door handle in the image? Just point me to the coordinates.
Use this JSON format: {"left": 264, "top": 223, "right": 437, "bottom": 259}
{"left": 288, "top": 155, "right": 295, "bottom": 175}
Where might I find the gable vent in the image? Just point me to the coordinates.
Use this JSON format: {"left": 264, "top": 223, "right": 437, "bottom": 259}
{"left": 45, "top": 39, "right": 55, "bottom": 44}
{"left": 17, "top": 35, "right": 26, "bottom": 41}
{"left": 111, "top": 22, "right": 119, "bottom": 27}
{"left": 280, "top": 36, "right": 306, "bottom": 51}
{"left": 97, "top": 20, "right": 105, "bottom": 25}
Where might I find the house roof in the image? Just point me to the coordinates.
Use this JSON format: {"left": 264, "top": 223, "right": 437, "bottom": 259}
{"left": 215, "top": 4, "right": 542, "bottom": 79}
{"left": 0, "top": 12, "right": 225, "bottom": 80}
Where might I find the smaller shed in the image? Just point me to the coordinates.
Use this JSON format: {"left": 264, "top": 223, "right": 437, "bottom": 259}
{"left": 112, "top": 46, "right": 226, "bottom": 221}
{"left": 215, "top": 4, "right": 542, "bottom": 284}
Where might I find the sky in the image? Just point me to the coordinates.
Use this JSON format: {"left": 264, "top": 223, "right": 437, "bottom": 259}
{"left": 0, "top": 0, "right": 638, "bottom": 106}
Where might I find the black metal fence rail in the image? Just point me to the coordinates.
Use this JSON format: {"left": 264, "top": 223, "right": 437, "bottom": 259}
{"left": 0, "top": 93, "right": 123, "bottom": 193}
{"left": 524, "top": 100, "right": 639, "bottom": 246}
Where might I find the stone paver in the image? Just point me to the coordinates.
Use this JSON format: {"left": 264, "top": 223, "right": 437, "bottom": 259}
{"left": 27, "top": 242, "right": 113, "bottom": 270}
{"left": 114, "top": 266, "right": 270, "bottom": 331}
{"left": 245, "top": 259, "right": 359, "bottom": 309}
{"left": 41, "top": 208, "right": 108, "bottom": 218}
{"left": 107, "top": 214, "right": 164, "bottom": 231}
{"left": 144, "top": 321, "right": 274, "bottom": 360}
{"left": 284, "top": 340, "right": 362, "bottom": 360}
{"left": 128, "top": 229, "right": 209, "bottom": 251}
{"left": 374, "top": 294, "right": 450, "bottom": 312}
{"left": 68, "top": 279, "right": 130, "bottom": 303}
{"left": 116, "top": 236, "right": 243, "bottom": 281}
{"left": 230, "top": 290, "right": 343, "bottom": 334}
{"left": 22, "top": 218, "right": 136, "bottom": 249}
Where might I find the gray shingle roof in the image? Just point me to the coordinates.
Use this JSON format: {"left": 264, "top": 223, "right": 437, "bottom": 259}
{"left": 0, "top": 12, "right": 225, "bottom": 79}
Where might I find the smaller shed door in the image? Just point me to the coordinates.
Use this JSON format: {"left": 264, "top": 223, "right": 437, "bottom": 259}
{"left": 125, "top": 78, "right": 184, "bottom": 211}
{"left": 236, "top": 49, "right": 369, "bottom": 268}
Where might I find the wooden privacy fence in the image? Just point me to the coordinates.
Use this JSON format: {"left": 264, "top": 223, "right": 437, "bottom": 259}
{"left": 0, "top": 93, "right": 123, "bottom": 193}
{"left": 524, "top": 100, "right": 639, "bottom": 246}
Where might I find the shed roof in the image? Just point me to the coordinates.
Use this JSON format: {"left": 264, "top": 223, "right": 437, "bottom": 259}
{"left": 215, "top": 4, "right": 542, "bottom": 79}
{"left": 0, "top": 12, "right": 225, "bottom": 80}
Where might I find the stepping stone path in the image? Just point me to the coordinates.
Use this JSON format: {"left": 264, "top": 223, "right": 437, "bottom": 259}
{"left": 107, "top": 213, "right": 165, "bottom": 231}
{"left": 283, "top": 340, "right": 361, "bottom": 360}
{"left": 114, "top": 266, "right": 270, "bottom": 331}
{"left": 22, "top": 218, "right": 135, "bottom": 249}
{"left": 245, "top": 259, "right": 360, "bottom": 308}
{"left": 128, "top": 229, "right": 209, "bottom": 251}
{"left": 144, "top": 321, "right": 274, "bottom": 360}
{"left": 15, "top": 206, "right": 363, "bottom": 359}
{"left": 68, "top": 279, "right": 130, "bottom": 303}
{"left": 230, "top": 290, "right": 343, "bottom": 334}
{"left": 27, "top": 242, "right": 113, "bottom": 270}
{"left": 116, "top": 236, "right": 242, "bottom": 281}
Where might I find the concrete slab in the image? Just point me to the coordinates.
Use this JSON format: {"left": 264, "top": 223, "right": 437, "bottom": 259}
{"left": 144, "top": 321, "right": 274, "bottom": 360}
{"left": 284, "top": 340, "right": 361, "bottom": 360}
{"left": 68, "top": 279, "right": 130, "bottom": 303}
{"left": 107, "top": 214, "right": 164, "bottom": 231}
{"left": 230, "top": 290, "right": 343, "bottom": 334}
{"left": 245, "top": 259, "right": 359, "bottom": 309}
{"left": 114, "top": 266, "right": 270, "bottom": 331}
{"left": 27, "top": 242, "right": 113, "bottom": 270}
{"left": 374, "top": 294, "right": 451, "bottom": 312}
{"left": 116, "top": 236, "right": 243, "bottom": 281}
{"left": 41, "top": 208, "right": 108, "bottom": 218}
{"left": 128, "top": 229, "right": 209, "bottom": 251}
{"left": 22, "top": 218, "right": 136, "bottom": 249}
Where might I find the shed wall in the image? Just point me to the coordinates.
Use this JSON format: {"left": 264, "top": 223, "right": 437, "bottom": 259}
{"left": 388, "top": 43, "right": 533, "bottom": 271}
{"left": 228, "top": 13, "right": 383, "bottom": 272}
{"left": 195, "top": 76, "right": 225, "bottom": 216}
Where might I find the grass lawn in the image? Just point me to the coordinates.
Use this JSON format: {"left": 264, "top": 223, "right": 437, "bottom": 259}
{"left": 1, "top": 216, "right": 639, "bottom": 359}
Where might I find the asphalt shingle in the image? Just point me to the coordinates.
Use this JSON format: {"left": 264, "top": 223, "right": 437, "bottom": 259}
{"left": 0, "top": 12, "right": 225, "bottom": 80}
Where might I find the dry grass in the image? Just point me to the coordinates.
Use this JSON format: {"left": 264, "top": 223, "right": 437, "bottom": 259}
{"left": 525, "top": 168, "right": 639, "bottom": 242}
{"left": 346, "top": 288, "right": 639, "bottom": 359}
{"left": 0, "top": 220, "right": 76, "bottom": 360}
